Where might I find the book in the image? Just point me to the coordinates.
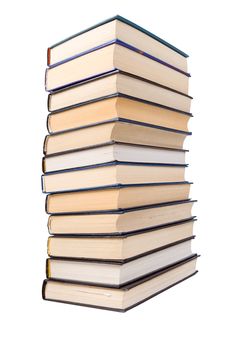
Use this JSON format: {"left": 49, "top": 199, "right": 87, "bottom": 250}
{"left": 46, "top": 239, "right": 194, "bottom": 286}
{"left": 47, "top": 95, "right": 192, "bottom": 134}
{"left": 48, "top": 71, "right": 192, "bottom": 112}
{"left": 46, "top": 182, "right": 191, "bottom": 214}
{"left": 48, "top": 15, "right": 188, "bottom": 72}
{"left": 42, "top": 255, "right": 198, "bottom": 312}
{"left": 42, "top": 162, "right": 187, "bottom": 193}
{"left": 48, "top": 199, "right": 196, "bottom": 235}
{"left": 48, "top": 219, "right": 195, "bottom": 260}
{"left": 43, "top": 143, "right": 188, "bottom": 173}
{"left": 46, "top": 42, "right": 190, "bottom": 93}
{"left": 44, "top": 120, "right": 191, "bottom": 156}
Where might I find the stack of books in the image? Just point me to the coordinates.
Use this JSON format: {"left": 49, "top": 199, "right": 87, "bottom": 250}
{"left": 42, "top": 15, "right": 198, "bottom": 312}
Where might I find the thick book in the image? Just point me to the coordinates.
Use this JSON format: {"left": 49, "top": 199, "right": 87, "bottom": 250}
{"left": 48, "top": 218, "right": 195, "bottom": 260}
{"left": 46, "top": 41, "right": 190, "bottom": 93}
{"left": 48, "top": 199, "right": 196, "bottom": 235}
{"left": 45, "top": 182, "right": 192, "bottom": 214}
{"left": 43, "top": 143, "right": 188, "bottom": 174}
{"left": 42, "top": 162, "right": 187, "bottom": 193}
{"left": 48, "top": 15, "right": 188, "bottom": 71}
{"left": 47, "top": 95, "right": 192, "bottom": 134}
{"left": 46, "top": 239, "right": 194, "bottom": 287}
{"left": 48, "top": 71, "right": 192, "bottom": 113}
{"left": 43, "top": 119, "right": 191, "bottom": 156}
{"left": 42, "top": 255, "right": 198, "bottom": 312}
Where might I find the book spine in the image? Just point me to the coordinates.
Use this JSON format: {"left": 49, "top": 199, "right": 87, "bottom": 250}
{"left": 43, "top": 135, "right": 48, "bottom": 155}
{"left": 42, "top": 157, "right": 46, "bottom": 173}
{"left": 44, "top": 67, "right": 48, "bottom": 93}
{"left": 45, "top": 195, "right": 49, "bottom": 214}
{"left": 47, "top": 237, "right": 51, "bottom": 256}
{"left": 47, "top": 93, "right": 51, "bottom": 112}
{"left": 47, "top": 216, "right": 52, "bottom": 234}
{"left": 41, "top": 174, "right": 45, "bottom": 193}
{"left": 42, "top": 279, "right": 47, "bottom": 300}
{"left": 46, "top": 258, "right": 50, "bottom": 278}
{"left": 46, "top": 114, "right": 51, "bottom": 133}
{"left": 47, "top": 48, "right": 51, "bottom": 66}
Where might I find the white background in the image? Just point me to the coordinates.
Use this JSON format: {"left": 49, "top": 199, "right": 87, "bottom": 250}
{"left": 1, "top": 0, "right": 233, "bottom": 348}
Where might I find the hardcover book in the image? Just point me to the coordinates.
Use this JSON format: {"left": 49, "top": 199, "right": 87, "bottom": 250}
{"left": 42, "top": 162, "right": 187, "bottom": 193}
{"left": 48, "top": 199, "right": 196, "bottom": 235}
{"left": 43, "top": 143, "right": 188, "bottom": 173}
{"left": 45, "top": 182, "right": 192, "bottom": 214}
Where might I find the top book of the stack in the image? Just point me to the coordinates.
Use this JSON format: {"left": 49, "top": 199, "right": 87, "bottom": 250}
{"left": 46, "top": 15, "right": 190, "bottom": 92}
